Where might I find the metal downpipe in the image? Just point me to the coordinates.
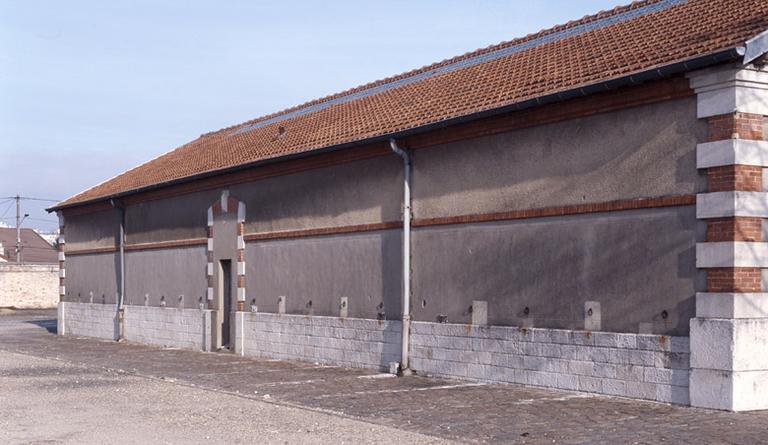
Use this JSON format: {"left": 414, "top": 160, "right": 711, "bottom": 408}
{"left": 110, "top": 199, "right": 126, "bottom": 341}
{"left": 389, "top": 138, "right": 412, "bottom": 374}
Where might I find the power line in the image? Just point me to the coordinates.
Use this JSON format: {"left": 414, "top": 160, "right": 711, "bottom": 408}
{"left": 0, "top": 196, "right": 59, "bottom": 202}
{"left": 1, "top": 217, "right": 58, "bottom": 223}
{"left": 0, "top": 200, "right": 13, "bottom": 220}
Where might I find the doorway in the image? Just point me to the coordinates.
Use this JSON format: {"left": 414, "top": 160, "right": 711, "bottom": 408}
{"left": 218, "top": 259, "right": 232, "bottom": 349}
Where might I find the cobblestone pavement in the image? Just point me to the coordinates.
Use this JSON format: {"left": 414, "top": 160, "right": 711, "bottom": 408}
{"left": 2, "top": 309, "right": 768, "bottom": 444}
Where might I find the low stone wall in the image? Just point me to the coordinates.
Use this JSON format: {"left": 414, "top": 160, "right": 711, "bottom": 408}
{"left": 237, "top": 313, "right": 401, "bottom": 371}
{"left": 58, "top": 302, "right": 118, "bottom": 340}
{"left": 0, "top": 264, "right": 58, "bottom": 308}
{"left": 410, "top": 322, "right": 690, "bottom": 405}
{"left": 55, "top": 304, "right": 692, "bottom": 405}
{"left": 123, "top": 305, "right": 213, "bottom": 351}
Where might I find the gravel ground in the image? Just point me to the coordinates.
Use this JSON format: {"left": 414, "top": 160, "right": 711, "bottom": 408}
{"left": 0, "top": 351, "right": 453, "bottom": 445}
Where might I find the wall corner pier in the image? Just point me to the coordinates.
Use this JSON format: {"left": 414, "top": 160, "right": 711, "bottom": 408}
{"left": 689, "top": 63, "right": 768, "bottom": 411}
{"left": 56, "top": 212, "right": 66, "bottom": 336}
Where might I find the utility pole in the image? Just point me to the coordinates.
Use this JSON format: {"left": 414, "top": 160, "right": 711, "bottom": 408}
{"left": 15, "top": 195, "right": 21, "bottom": 264}
{"left": 1, "top": 195, "right": 59, "bottom": 263}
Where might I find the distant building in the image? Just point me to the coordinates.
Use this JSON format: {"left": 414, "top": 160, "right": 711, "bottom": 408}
{"left": 35, "top": 231, "right": 60, "bottom": 247}
{"left": 0, "top": 228, "right": 58, "bottom": 264}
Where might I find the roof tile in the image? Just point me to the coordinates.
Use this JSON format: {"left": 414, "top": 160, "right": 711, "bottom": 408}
{"left": 58, "top": 0, "right": 768, "bottom": 208}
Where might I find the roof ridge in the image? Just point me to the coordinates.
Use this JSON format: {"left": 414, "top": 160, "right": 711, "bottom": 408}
{"left": 201, "top": 0, "right": 661, "bottom": 137}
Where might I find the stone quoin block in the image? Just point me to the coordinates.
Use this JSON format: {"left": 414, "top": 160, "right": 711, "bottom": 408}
{"left": 697, "top": 191, "right": 768, "bottom": 219}
{"left": 697, "top": 139, "right": 768, "bottom": 168}
{"left": 696, "top": 292, "right": 768, "bottom": 318}
{"left": 687, "top": 66, "right": 768, "bottom": 119}
{"left": 696, "top": 242, "right": 768, "bottom": 268}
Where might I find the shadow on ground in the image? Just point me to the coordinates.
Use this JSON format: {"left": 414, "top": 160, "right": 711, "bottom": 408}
{"left": 26, "top": 319, "right": 57, "bottom": 334}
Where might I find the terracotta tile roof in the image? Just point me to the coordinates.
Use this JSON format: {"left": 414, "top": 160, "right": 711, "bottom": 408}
{"left": 56, "top": 0, "right": 768, "bottom": 209}
{"left": 0, "top": 228, "right": 58, "bottom": 264}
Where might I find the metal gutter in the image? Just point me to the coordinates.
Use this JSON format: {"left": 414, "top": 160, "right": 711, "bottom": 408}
{"left": 48, "top": 47, "right": 744, "bottom": 213}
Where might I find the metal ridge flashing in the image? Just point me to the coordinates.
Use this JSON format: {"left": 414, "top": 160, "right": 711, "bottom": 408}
{"left": 744, "top": 29, "right": 768, "bottom": 64}
{"left": 48, "top": 46, "right": 743, "bottom": 213}
{"left": 232, "top": 0, "right": 689, "bottom": 136}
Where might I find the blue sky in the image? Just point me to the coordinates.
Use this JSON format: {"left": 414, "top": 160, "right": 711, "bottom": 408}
{"left": 0, "top": 0, "right": 621, "bottom": 232}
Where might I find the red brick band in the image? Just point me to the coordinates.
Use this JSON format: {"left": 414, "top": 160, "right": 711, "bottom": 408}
{"left": 66, "top": 238, "right": 208, "bottom": 256}
{"left": 126, "top": 238, "right": 208, "bottom": 251}
{"left": 65, "top": 246, "right": 120, "bottom": 256}
{"left": 707, "top": 165, "right": 762, "bottom": 192}
{"left": 411, "top": 195, "right": 696, "bottom": 228}
{"left": 243, "top": 221, "right": 403, "bottom": 241}
{"left": 707, "top": 267, "right": 762, "bottom": 293}
{"left": 706, "top": 217, "right": 762, "bottom": 242}
{"left": 707, "top": 112, "right": 765, "bottom": 142}
{"left": 68, "top": 194, "right": 697, "bottom": 255}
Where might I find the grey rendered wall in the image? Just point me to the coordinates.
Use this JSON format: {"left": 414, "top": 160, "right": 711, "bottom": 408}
{"left": 126, "top": 190, "right": 220, "bottom": 244}
{"left": 245, "top": 230, "right": 402, "bottom": 320}
{"left": 413, "top": 97, "right": 705, "bottom": 218}
{"left": 124, "top": 246, "right": 208, "bottom": 308}
{"left": 64, "top": 252, "right": 119, "bottom": 304}
{"left": 65, "top": 208, "right": 120, "bottom": 250}
{"left": 61, "top": 97, "right": 702, "bottom": 335}
{"left": 125, "top": 156, "right": 402, "bottom": 244}
{"left": 232, "top": 155, "right": 402, "bottom": 233}
{"left": 412, "top": 206, "right": 698, "bottom": 335}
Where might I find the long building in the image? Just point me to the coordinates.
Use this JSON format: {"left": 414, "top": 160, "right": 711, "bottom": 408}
{"left": 50, "top": 0, "right": 768, "bottom": 411}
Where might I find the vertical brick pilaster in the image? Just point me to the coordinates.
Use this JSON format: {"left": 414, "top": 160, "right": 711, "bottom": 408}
{"left": 703, "top": 113, "right": 767, "bottom": 292}
{"left": 235, "top": 201, "right": 246, "bottom": 311}
{"left": 206, "top": 205, "right": 215, "bottom": 310}
{"left": 57, "top": 213, "right": 66, "bottom": 302}
{"left": 688, "top": 65, "right": 768, "bottom": 411}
